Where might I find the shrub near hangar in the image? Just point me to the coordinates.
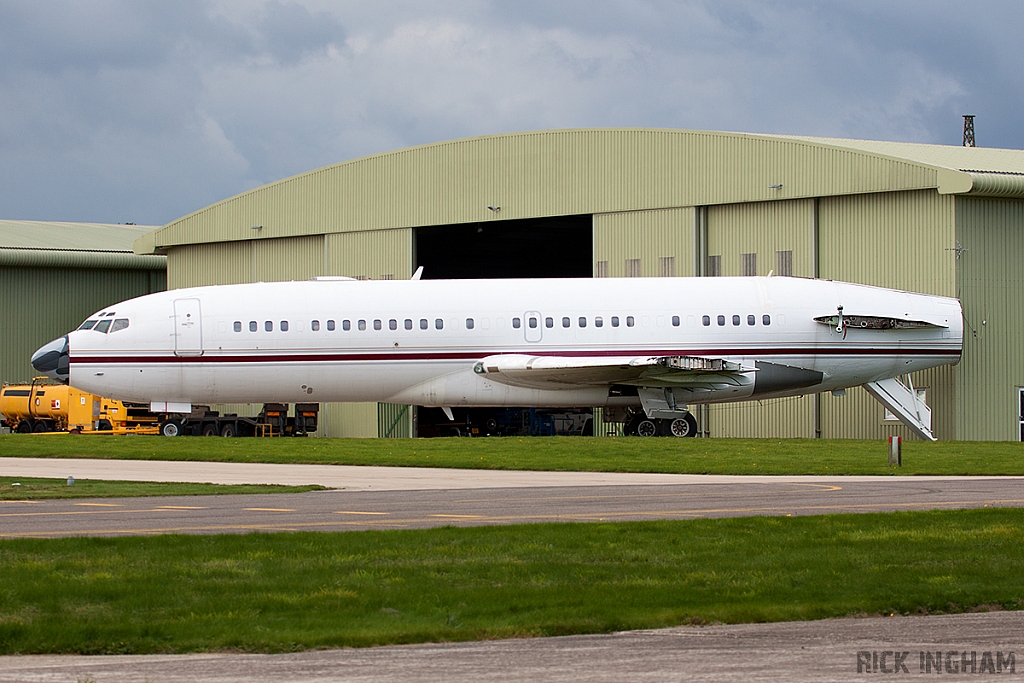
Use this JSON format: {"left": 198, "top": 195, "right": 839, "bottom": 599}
{"left": 134, "top": 129, "right": 1024, "bottom": 441}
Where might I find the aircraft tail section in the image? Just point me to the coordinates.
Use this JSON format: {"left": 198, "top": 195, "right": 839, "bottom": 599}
{"left": 864, "top": 377, "right": 934, "bottom": 441}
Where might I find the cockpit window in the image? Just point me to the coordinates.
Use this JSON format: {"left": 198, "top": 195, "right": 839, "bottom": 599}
{"left": 110, "top": 319, "right": 129, "bottom": 333}
{"left": 94, "top": 319, "right": 111, "bottom": 333}
{"left": 78, "top": 320, "right": 98, "bottom": 330}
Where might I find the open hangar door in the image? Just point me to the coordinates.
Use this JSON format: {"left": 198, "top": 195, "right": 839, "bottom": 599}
{"left": 413, "top": 215, "right": 594, "bottom": 437}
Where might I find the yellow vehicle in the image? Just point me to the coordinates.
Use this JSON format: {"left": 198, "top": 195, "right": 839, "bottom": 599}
{"left": 0, "top": 377, "right": 159, "bottom": 434}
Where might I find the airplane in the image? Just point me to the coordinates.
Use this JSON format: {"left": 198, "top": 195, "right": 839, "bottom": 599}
{"left": 31, "top": 273, "right": 963, "bottom": 440}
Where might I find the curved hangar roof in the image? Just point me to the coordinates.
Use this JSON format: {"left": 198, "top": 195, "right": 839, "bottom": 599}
{"left": 137, "top": 128, "right": 1024, "bottom": 254}
{"left": 0, "top": 219, "right": 165, "bottom": 269}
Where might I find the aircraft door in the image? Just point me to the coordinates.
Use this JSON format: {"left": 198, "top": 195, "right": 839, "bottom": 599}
{"left": 173, "top": 298, "right": 203, "bottom": 356}
{"left": 524, "top": 311, "right": 542, "bottom": 343}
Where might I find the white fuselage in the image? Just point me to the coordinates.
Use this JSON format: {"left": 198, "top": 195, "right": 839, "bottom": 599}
{"left": 55, "top": 276, "right": 962, "bottom": 410}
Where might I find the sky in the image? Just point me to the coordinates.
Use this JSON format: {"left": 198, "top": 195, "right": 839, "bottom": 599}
{"left": 1, "top": 0, "right": 1021, "bottom": 226}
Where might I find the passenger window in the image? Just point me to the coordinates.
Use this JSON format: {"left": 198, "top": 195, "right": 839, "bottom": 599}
{"left": 611, "top": 316, "right": 619, "bottom": 327}
{"left": 732, "top": 315, "right": 740, "bottom": 326}
{"left": 562, "top": 317, "right": 570, "bottom": 328}
{"left": 342, "top": 320, "right": 351, "bottom": 331}
{"left": 250, "top": 321, "right": 258, "bottom": 332}
{"left": 78, "top": 320, "right": 99, "bottom": 330}
{"left": 578, "top": 317, "right": 587, "bottom": 328}
{"left": 545, "top": 317, "right": 553, "bottom": 328}
{"left": 513, "top": 318, "right": 521, "bottom": 329}
{"left": 281, "top": 321, "right": 289, "bottom": 332}
{"left": 234, "top": 321, "right": 242, "bottom": 332}
{"left": 702, "top": 315, "right": 711, "bottom": 326}
{"left": 265, "top": 321, "right": 273, "bottom": 332}
{"left": 435, "top": 319, "right": 443, "bottom": 330}
{"left": 717, "top": 315, "right": 725, "bottom": 326}
{"left": 311, "top": 320, "right": 320, "bottom": 331}
{"left": 763, "top": 315, "right": 771, "bottom": 326}
{"left": 389, "top": 319, "right": 397, "bottom": 331}
{"left": 528, "top": 317, "right": 538, "bottom": 329}
{"left": 466, "top": 318, "right": 475, "bottom": 330}
{"left": 327, "top": 320, "right": 336, "bottom": 331}
{"left": 595, "top": 317, "right": 603, "bottom": 328}
{"left": 747, "top": 315, "right": 755, "bottom": 326}
{"left": 94, "top": 319, "right": 112, "bottom": 333}
{"left": 405, "top": 319, "right": 413, "bottom": 330}
{"left": 626, "top": 316, "right": 635, "bottom": 327}
{"left": 672, "top": 315, "right": 680, "bottom": 327}
{"left": 420, "top": 319, "right": 428, "bottom": 330}
{"left": 373, "top": 319, "right": 382, "bottom": 331}
{"left": 358, "top": 320, "right": 366, "bottom": 331}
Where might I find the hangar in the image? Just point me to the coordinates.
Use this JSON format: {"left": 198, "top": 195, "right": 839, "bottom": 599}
{"left": 1, "top": 220, "right": 166, "bottom": 395}
{"left": 134, "top": 129, "right": 1024, "bottom": 441}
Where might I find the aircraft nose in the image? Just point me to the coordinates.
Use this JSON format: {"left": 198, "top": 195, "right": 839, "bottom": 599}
{"left": 31, "top": 335, "right": 69, "bottom": 383}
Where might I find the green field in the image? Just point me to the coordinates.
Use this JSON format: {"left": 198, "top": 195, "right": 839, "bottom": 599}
{"left": 0, "top": 508, "right": 1021, "bottom": 654}
{"left": 2, "top": 433, "right": 1024, "bottom": 475}
{"left": 0, "top": 477, "right": 324, "bottom": 500}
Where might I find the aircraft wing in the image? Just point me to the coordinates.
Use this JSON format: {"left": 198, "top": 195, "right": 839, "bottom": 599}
{"left": 473, "top": 354, "right": 749, "bottom": 390}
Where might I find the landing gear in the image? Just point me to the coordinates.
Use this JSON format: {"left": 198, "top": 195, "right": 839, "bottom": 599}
{"left": 624, "top": 409, "right": 698, "bottom": 437}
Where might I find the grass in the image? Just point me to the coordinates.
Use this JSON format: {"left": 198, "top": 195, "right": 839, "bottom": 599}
{"left": 2, "top": 433, "right": 1024, "bottom": 476}
{"left": 0, "top": 477, "right": 325, "bottom": 501}
{"left": 0, "top": 507, "right": 1022, "bottom": 654}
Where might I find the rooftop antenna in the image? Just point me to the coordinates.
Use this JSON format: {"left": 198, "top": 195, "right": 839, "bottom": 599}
{"left": 962, "top": 115, "right": 976, "bottom": 147}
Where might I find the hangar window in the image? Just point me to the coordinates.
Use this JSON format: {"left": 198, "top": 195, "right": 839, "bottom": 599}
{"left": 110, "top": 319, "right": 129, "bottom": 333}
{"left": 594, "top": 317, "right": 603, "bottom": 328}
{"left": 78, "top": 320, "right": 98, "bottom": 330}
{"left": 626, "top": 316, "right": 635, "bottom": 327}
{"left": 512, "top": 318, "right": 521, "bottom": 329}
{"left": 233, "top": 321, "right": 242, "bottom": 332}
{"left": 327, "top": 320, "right": 336, "bottom": 331}
{"left": 374, "top": 319, "right": 382, "bottom": 331}
{"left": 562, "top": 317, "right": 570, "bottom": 328}
{"left": 280, "top": 321, "right": 289, "bottom": 332}
{"left": 311, "top": 320, "right": 320, "bottom": 331}
{"left": 389, "top": 319, "right": 397, "bottom": 330}
{"left": 596, "top": 261, "right": 609, "bottom": 277}
{"left": 776, "top": 250, "right": 793, "bottom": 277}
{"left": 702, "top": 315, "right": 711, "bottom": 326}
{"left": 250, "top": 321, "right": 258, "bottom": 332}
{"left": 611, "top": 316, "right": 619, "bottom": 327}
{"left": 405, "top": 319, "right": 413, "bottom": 330}
{"left": 420, "top": 319, "right": 428, "bottom": 330}
{"left": 358, "top": 320, "right": 366, "bottom": 331}
{"left": 545, "top": 317, "right": 553, "bottom": 328}
{"left": 579, "top": 317, "right": 587, "bottom": 328}
{"left": 717, "top": 315, "right": 725, "bottom": 326}
{"left": 626, "top": 259, "right": 642, "bottom": 277}
{"left": 672, "top": 316, "right": 680, "bottom": 327}
{"left": 763, "top": 315, "right": 771, "bottom": 326}
{"left": 740, "top": 253, "right": 757, "bottom": 277}
{"left": 265, "top": 321, "right": 273, "bottom": 332}
{"left": 466, "top": 318, "right": 475, "bottom": 329}
{"left": 659, "top": 257, "right": 675, "bottom": 278}
{"left": 732, "top": 315, "right": 740, "bottom": 326}
{"left": 747, "top": 315, "right": 755, "bottom": 326}
{"left": 708, "top": 256, "right": 722, "bottom": 277}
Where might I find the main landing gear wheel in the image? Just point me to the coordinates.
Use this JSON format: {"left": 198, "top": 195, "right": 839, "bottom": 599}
{"left": 636, "top": 419, "right": 658, "bottom": 437}
{"left": 666, "top": 413, "right": 698, "bottom": 438}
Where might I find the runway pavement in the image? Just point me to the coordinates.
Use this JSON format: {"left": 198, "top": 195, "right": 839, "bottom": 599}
{"left": 1, "top": 611, "right": 1021, "bottom": 682}
{"left": 1, "top": 458, "right": 1022, "bottom": 537}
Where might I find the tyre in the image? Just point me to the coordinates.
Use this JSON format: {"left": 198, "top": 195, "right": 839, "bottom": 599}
{"left": 32, "top": 421, "right": 50, "bottom": 433}
{"left": 16, "top": 421, "right": 32, "bottom": 434}
{"left": 202, "top": 423, "right": 219, "bottom": 437}
{"left": 159, "top": 419, "right": 182, "bottom": 437}
{"left": 636, "top": 419, "right": 657, "bottom": 437}
{"left": 667, "top": 413, "right": 698, "bottom": 437}
{"left": 220, "top": 423, "right": 236, "bottom": 438}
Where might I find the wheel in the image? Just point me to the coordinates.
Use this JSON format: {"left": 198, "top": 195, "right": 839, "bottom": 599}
{"left": 97, "top": 420, "right": 112, "bottom": 431}
{"left": 69, "top": 427, "right": 81, "bottom": 435}
{"left": 485, "top": 418, "right": 498, "bottom": 433}
{"left": 159, "top": 419, "right": 182, "bottom": 437}
{"left": 636, "top": 419, "right": 657, "bottom": 437}
{"left": 202, "top": 423, "right": 219, "bottom": 437}
{"left": 220, "top": 423, "right": 236, "bottom": 438}
{"left": 667, "top": 413, "right": 698, "bottom": 437}
{"left": 16, "top": 421, "right": 32, "bottom": 434}
{"left": 32, "top": 421, "right": 49, "bottom": 433}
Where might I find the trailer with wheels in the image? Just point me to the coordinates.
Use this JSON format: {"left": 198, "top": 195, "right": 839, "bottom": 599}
{"left": 156, "top": 403, "right": 319, "bottom": 437}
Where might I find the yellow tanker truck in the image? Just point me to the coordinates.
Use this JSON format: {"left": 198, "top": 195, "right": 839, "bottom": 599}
{"left": 0, "top": 378, "right": 158, "bottom": 434}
